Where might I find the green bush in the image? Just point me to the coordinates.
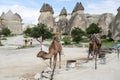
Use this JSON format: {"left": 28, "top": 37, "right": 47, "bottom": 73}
{"left": 30, "top": 23, "right": 54, "bottom": 40}
{"left": 86, "top": 23, "right": 101, "bottom": 34}
{"left": 71, "top": 27, "right": 85, "bottom": 43}
{"left": 62, "top": 36, "right": 71, "bottom": 45}
{"left": 23, "top": 28, "right": 32, "bottom": 36}
{"left": 1, "top": 27, "right": 11, "bottom": 36}
{"left": 23, "top": 23, "right": 54, "bottom": 42}
{"left": 62, "top": 33, "right": 68, "bottom": 35}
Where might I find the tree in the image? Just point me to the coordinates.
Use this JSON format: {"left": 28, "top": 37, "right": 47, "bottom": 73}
{"left": 23, "top": 28, "right": 32, "bottom": 36}
{"left": 86, "top": 23, "right": 101, "bottom": 34}
{"left": 71, "top": 27, "right": 85, "bottom": 43}
{"left": 1, "top": 27, "right": 11, "bottom": 36}
{"left": 30, "top": 23, "right": 54, "bottom": 41}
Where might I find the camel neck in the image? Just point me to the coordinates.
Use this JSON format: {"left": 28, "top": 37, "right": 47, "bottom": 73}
{"left": 43, "top": 50, "right": 54, "bottom": 59}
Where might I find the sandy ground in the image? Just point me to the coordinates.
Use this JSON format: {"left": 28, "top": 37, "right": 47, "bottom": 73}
{"left": 0, "top": 35, "right": 120, "bottom": 80}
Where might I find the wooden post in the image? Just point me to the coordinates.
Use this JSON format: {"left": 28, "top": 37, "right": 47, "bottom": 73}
{"left": 50, "top": 63, "right": 56, "bottom": 80}
{"left": 95, "top": 52, "right": 97, "bottom": 70}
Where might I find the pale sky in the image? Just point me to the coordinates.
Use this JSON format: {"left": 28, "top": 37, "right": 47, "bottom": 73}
{"left": 0, "top": 0, "right": 120, "bottom": 24}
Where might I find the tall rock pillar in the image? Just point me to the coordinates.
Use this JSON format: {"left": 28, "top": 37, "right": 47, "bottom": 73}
{"left": 38, "top": 3, "right": 55, "bottom": 31}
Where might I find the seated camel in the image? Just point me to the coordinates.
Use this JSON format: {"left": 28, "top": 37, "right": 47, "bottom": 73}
{"left": 37, "top": 36, "right": 62, "bottom": 69}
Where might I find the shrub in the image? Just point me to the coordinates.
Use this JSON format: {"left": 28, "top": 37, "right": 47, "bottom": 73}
{"left": 86, "top": 23, "right": 101, "bottom": 34}
{"left": 62, "top": 36, "right": 71, "bottom": 45}
{"left": 23, "top": 23, "right": 54, "bottom": 42}
{"left": 1, "top": 27, "right": 11, "bottom": 36}
{"left": 23, "top": 28, "right": 32, "bottom": 36}
{"left": 30, "top": 23, "right": 54, "bottom": 40}
{"left": 71, "top": 27, "right": 85, "bottom": 43}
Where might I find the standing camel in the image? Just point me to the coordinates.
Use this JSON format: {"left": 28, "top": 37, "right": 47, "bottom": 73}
{"left": 88, "top": 34, "right": 102, "bottom": 59}
{"left": 37, "top": 36, "right": 62, "bottom": 69}
{"left": 88, "top": 34, "right": 102, "bottom": 69}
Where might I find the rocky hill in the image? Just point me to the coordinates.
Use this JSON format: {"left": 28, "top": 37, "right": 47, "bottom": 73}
{"left": 0, "top": 10, "right": 22, "bottom": 34}
{"left": 110, "top": 7, "right": 120, "bottom": 41}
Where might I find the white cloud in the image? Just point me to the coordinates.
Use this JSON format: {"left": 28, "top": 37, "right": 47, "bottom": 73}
{"left": 0, "top": 4, "right": 40, "bottom": 24}
{"left": 86, "top": 0, "right": 120, "bottom": 14}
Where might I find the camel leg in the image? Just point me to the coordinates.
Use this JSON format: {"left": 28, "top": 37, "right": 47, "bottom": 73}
{"left": 54, "top": 54, "right": 57, "bottom": 65}
{"left": 50, "top": 58, "right": 52, "bottom": 68}
{"left": 117, "top": 49, "right": 119, "bottom": 59}
{"left": 87, "top": 50, "right": 91, "bottom": 62}
{"left": 95, "top": 51, "right": 97, "bottom": 70}
{"left": 88, "top": 49, "right": 90, "bottom": 59}
{"left": 59, "top": 52, "right": 61, "bottom": 69}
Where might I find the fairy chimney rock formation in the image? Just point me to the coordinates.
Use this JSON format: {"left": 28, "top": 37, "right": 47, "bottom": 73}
{"left": 110, "top": 7, "right": 120, "bottom": 41}
{"left": 59, "top": 7, "right": 67, "bottom": 17}
{"left": 69, "top": 2, "right": 87, "bottom": 31}
{"left": 72, "top": 2, "right": 84, "bottom": 15}
{"left": 38, "top": 3, "right": 55, "bottom": 29}
{"left": 57, "top": 7, "right": 69, "bottom": 33}
{"left": 0, "top": 10, "right": 22, "bottom": 34}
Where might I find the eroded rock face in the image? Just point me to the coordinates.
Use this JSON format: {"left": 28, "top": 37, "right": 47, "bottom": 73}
{"left": 57, "top": 18, "right": 69, "bottom": 33}
{"left": 85, "top": 14, "right": 100, "bottom": 28}
{"left": 110, "top": 7, "right": 120, "bottom": 41}
{"left": 56, "top": 7, "right": 69, "bottom": 33}
{"left": 39, "top": 2, "right": 116, "bottom": 35}
{"left": 68, "top": 2, "right": 87, "bottom": 31}
{"left": 98, "top": 13, "right": 114, "bottom": 35}
{"left": 38, "top": 3, "right": 55, "bottom": 29}
{"left": 69, "top": 13, "right": 87, "bottom": 31}
{"left": 0, "top": 10, "right": 22, "bottom": 34}
{"left": 38, "top": 12, "right": 55, "bottom": 28}
{"left": 0, "top": 18, "right": 2, "bottom": 31}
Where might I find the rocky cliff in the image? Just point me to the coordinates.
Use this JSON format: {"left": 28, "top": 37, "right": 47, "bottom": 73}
{"left": 110, "top": 7, "right": 120, "bottom": 41}
{"left": 38, "top": 2, "right": 115, "bottom": 36}
{"left": 98, "top": 13, "right": 114, "bottom": 35}
{"left": 0, "top": 10, "right": 22, "bottom": 34}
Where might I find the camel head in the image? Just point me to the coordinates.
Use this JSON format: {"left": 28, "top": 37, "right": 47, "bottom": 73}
{"left": 37, "top": 51, "right": 48, "bottom": 60}
{"left": 53, "top": 36, "right": 59, "bottom": 41}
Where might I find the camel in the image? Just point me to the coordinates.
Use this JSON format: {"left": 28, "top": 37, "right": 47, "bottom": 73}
{"left": 37, "top": 36, "right": 62, "bottom": 69}
{"left": 88, "top": 35, "right": 102, "bottom": 59}
{"left": 88, "top": 34, "right": 102, "bottom": 69}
